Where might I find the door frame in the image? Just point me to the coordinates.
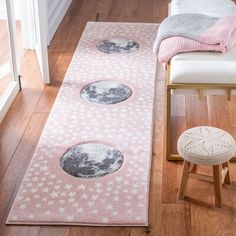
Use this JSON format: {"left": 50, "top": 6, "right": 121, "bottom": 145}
{"left": 0, "top": 0, "right": 20, "bottom": 123}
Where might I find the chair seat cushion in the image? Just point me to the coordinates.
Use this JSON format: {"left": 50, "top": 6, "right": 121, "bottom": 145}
{"left": 170, "top": 48, "right": 236, "bottom": 84}
{"left": 169, "top": 0, "right": 236, "bottom": 84}
{"left": 177, "top": 126, "right": 236, "bottom": 165}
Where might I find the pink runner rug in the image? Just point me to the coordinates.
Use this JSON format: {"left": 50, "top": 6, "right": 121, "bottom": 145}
{"left": 7, "top": 22, "right": 158, "bottom": 226}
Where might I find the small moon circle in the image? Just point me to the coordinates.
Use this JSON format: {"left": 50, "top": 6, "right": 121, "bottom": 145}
{"left": 96, "top": 38, "right": 140, "bottom": 54}
{"left": 60, "top": 143, "right": 124, "bottom": 178}
{"left": 81, "top": 80, "right": 132, "bottom": 104}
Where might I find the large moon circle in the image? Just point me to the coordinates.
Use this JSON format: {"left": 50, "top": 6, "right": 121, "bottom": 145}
{"left": 96, "top": 38, "right": 140, "bottom": 54}
{"left": 60, "top": 143, "right": 124, "bottom": 178}
{"left": 80, "top": 80, "right": 132, "bottom": 104}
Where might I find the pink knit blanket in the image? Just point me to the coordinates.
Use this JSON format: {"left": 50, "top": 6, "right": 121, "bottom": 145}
{"left": 153, "top": 14, "right": 236, "bottom": 63}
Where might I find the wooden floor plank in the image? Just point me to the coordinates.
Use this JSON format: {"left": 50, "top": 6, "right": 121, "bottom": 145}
{"left": 0, "top": 52, "right": 43, "bottom": 182}
{"left": 207, "top": 95, "right": 233, "bottom": 134}
{"left": 160, "top": 204, "right": 191, "bottom": 236}
{"left": 0, "top": 113, "right": 48, "bottom": 235}
{"left": 39, "top": 226, "right": 70, "bottom": 236}
{"left": 5, "top": 226, "right": 40, "bottom": 236}
{"left": 186, "top": 95, "right": 209, "bottom": 128}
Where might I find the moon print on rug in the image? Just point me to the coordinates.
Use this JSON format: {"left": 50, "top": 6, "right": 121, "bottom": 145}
{"left": 96, "top": 38, "right": 139, "bottom": 54}
{"left": 60, "top": 143, "right": 124, "bottom": 178}
{"left": 81, "top": 80, "right": 132, "bottom": 104}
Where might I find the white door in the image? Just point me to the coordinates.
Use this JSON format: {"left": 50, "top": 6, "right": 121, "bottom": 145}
{"left": 33, "top": 0, "right": 50, "bottom": 84}
{"left": 0, "top": 0, "right": 20, "bottom": 123}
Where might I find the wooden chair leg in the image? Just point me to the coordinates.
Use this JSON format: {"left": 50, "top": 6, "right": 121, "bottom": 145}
{"left": 190, "top": 164, "right": 197, "bottom": 173}
{"left": 178, "top": 161, "right": 191, "bottom": 200}
{"left": 166, "top": 87, "right": 171, "bottom": 160}
{"left": 213, "top": 165, "right": 222, "bottom": 208}
{"left": 222, "top": 162, "right": 231, "bottom": 184}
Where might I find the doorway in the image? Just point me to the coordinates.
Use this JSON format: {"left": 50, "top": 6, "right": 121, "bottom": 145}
{"left": 0, "top": 0, "right": 21, "bottom": 123}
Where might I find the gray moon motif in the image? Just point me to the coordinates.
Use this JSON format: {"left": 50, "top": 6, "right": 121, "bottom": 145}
{"left": 96, "top": 38, "right": 140, "bottom": 54}
{"left": 60, "top": 143, "right": 124, "bottom": 178}
{"left": 80, "top": 80, "right": 132, "bottom": 104}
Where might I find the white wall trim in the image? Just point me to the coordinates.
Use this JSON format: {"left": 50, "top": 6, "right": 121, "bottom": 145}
{"left": 0, "top": 81, "right": 19, "bottom": 123}
{"left": 48, "top": 0, "right": 72, "bottom": 43}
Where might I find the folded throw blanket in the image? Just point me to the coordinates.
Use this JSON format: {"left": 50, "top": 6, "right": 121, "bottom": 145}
{"left": 153, "top": 14, "right": 236, "bottom": 63}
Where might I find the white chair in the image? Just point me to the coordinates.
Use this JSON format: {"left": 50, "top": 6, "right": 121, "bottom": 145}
{"left": 166, "top": 0, "right": 236, "bottom": 161}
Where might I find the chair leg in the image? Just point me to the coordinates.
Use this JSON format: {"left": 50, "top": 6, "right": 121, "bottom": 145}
{"left": 178, "top": 161, "right": 191, "bottom": 200}
{"left": 190, "top": 164, "right": 197, "bottom": 173}
{"left": 222, "top": 162, "right": 231, "bottom": 184}
{"left": 213, "top": 165, "right": 222, "bottom": 208}
{"left": 166, "top": 87, "right": 171, "bottom": 160}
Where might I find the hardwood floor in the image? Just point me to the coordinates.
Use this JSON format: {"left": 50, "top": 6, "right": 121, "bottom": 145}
{"left": 0, "top": 0, "right": 236, "bottom": 235}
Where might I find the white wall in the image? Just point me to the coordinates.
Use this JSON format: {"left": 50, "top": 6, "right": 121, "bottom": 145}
{"left": 0, "top": 0, "right": 72, "bottom": 47}
{"left": 0, "top": 0, "right": 22, "bottom": 20}
{"left": 47, "top": 0, "right": 72, "bottom": 42}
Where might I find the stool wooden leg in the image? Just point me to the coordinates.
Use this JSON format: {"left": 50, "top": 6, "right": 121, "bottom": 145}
{"left": 213, "top": 165, "right": 222, "bottom": 208}
{"left": 178, "top": 161, "right": 191, "bottom": 200}
{"left": 222, "top": 162, "right": 231, "bottom": 184}
{"left": 190, "top": 164, "right": 197, "bottom": 173}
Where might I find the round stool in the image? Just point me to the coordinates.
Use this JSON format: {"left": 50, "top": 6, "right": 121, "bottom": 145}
{"left": 177, "top": 126, "right": 236, "bottom": 207}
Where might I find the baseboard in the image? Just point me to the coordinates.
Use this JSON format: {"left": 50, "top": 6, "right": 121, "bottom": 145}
{"left": 0, "top": 81, "right": 19, "bottom": 124}
{"left": 48, "top": 0, "right": 72, "bottom": 43}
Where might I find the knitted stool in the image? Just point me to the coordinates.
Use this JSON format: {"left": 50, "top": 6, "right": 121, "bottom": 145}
{"left": 177, "top": 126, "right": 236, "bottom": 207}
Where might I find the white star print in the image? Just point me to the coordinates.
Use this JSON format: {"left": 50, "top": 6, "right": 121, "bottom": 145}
{"left": 80, "top": 193, "right": 88, "bottom": 199}
{"left": 69, "top": 192, "right": 76, "bottom": 197}
{"left": 65, "top": 184, "right": 72, "bottom": 190}
{"left": 96, "top": 188, "right": 102, "bottom": 194}
{"left": 102, "top": 217, "right": 108, "bottom": 223}
{"left": 73, "top": 203, "right": 79, "bottom": 207}
{"left": 42, "top": 187, "right": 49, "bottom": 193}
{"left": 26, "top": 183, "right": 33, "bottom": 187}
{"left": 95, "top": 183, "right": 101, "bottom": 188}
{"left": 92, "top": 195, "right": 98, "bottom": 200}
{"left": 112, "top": 196, "right": 119, "bottom": 202}
{"left": 127, "top": 209, "right": 133, "bottom": 214}
{"left": 92, "top": 209, "right": 98, "bottom": 214}
{"left": 20, "top": 204, "right": 26, "bottom": 209}
{"left": 25, "top": 198, "right": 31, "bottom": 202}
{"left": 59, "top": 207, "right": 65, "bottom": 213}
{"left": 77, "top": 184, "right": 86, "bottom": 190}
{"left": 112, "top": 211, "right": 118, "bottom": 216}
{"left": 87, "top": 201, "right": 94, "bottom": 207}
{"left": 76, "top": 207, "right": 83, "bottom": 214}
{"left": 37, "top": 182, "right": 44, "bottom": 187}
{"left": 54, "top": 185, "right": 61, "bottom": 190}
{"left": 31, "top": 188, "right": 37, "bottom": 193}
{"left": 49, "top": 174, "right": 56, "bottom": 179}
{"left": 40, "top": 166, "right": 48, "bottom": 171}
{"left": 106, "top": 204, "right": 113, "bottom": 210}
{"left": 50, "top": 191, "right": 59, "bottom": 198}
{"left": 68, "top": 198, "right": 75, "bottom": 203}
{"left": 28, "top": 214, "right": 34, "bottom": 219}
